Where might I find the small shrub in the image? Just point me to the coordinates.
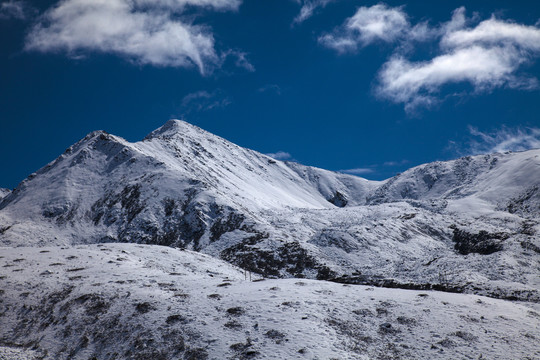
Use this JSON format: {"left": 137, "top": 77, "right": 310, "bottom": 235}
{"left": 135, "top": 302, "right": 155, "bottom": 314}
{"left": 378, "top": 322, "right": 399, "bottom": 334}
{"left": 451, "top": 331, "right": 477, "bottom": 342}
{"left": 183, "top": 347, "right": 208, "bottom": 360}
{"left": 226, "top": 307, "right": 245, "bottom": 316}
{"left": 224, "top": 320, "right": 242, "bottom": 329}
{"left": 166, "top": 314, "right": 188, "bottom": 324}
{"left": 376, "top": 307, "right": 389, "bottom": 316}
{"left": 353, "top": 309, "right": 373, "bottom": 317}
{"left": 396, "top": 316, "right": 417, "bottom": 326}
{"left": 437, "top": 338, "right": 456, "bottom": 348}
{"left": 264, "top": 329, "right": 286, "bottom": 344}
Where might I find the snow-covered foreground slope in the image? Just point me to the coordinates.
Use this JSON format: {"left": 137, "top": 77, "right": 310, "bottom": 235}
{"left": 0, "top": 120, "right": 538, "bottom": 302}
{"left": 1, "top": 244, "right": 538, "bottom": 360}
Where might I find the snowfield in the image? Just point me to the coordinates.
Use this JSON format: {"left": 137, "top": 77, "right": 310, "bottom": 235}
{"left": 1, "top": 244, "right": 538, "bottom": 360}
{"left": 0, "top": 120, "right": 539, "bottom": 358}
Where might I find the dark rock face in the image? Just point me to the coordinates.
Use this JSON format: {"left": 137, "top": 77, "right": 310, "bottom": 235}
{"left": 506, "top": 186, "right": 539, "bottom": 217}
{"left": 451, "top": 227, "right": 508, "bottom": 255}
{"left": 220, "top": 235, "right": 335, "bottom": 280}
{"left": 88, "top": 182, "right": 249, "bottom": 250}
{"left": 42, "top": 202, "right": 79, "bottom": 225}
{"left": 327, "top": 191, "right": 348, "bottom": 207}
{"left": 210, "top": 212, "right": 245, "bottom": 242}
{"left": 90, "top": 184, "right": 144, "bottom": 226}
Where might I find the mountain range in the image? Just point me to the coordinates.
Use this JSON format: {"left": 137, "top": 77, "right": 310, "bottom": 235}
{"left": 1, "top": 120, "right": 539, "bottom": 359}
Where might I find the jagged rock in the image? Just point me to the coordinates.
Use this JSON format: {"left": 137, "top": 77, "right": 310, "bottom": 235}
{"left": 451, "top": 227, "right": 508, "bottom": 255}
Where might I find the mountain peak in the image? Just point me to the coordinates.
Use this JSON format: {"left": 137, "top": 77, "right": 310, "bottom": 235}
{"left": 143, "top": 119, "right": 207, "bottom": 141}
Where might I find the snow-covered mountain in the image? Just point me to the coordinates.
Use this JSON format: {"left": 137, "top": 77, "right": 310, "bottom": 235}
{"left": 0, "top": 120, "right": 376, "bottom": 247}
{"left": 0, "top": 120, "right": 538, "bottom": 301}
{"left": 367, "top": 150, "right": 540, "bottom": 217}
{"left": 1, "top": 119, "right": 539, "bottom": 359}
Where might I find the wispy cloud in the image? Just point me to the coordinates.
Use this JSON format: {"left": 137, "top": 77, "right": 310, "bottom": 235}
{"left": 258, "top": 84, "right": 281, "bottom": 95}
{"left": 292, "top": 0, "right": 336, "bottom": 24}
{"left": 0, "top": 0, "right": 33, "bottom": 20}
{"left": 266, "top": 151, "right": 292, "bottom": 161}
{"left": 338, "top": 160, "right": 408, "bottom": 176}
{"left": 179, "top": 90, "right": 231, "bottom": 114}
{"left": 441, "top": 17, "right": 540, "bottom": 51}
{"left": 383, "top": 159, "right": 409, "bottom": 167}
{"left": 375, "top": 8, "right": 540, "bottom": 112}
{"left": 319, "top": 4, "right": 410, "bottom": 53}
{"left": 227, "top": 50, "right": 255, "bottom": 72}
{"left": 24, "top": 0, "right": 245, "bottom": 74}
{"left": 457, "top": 126, "right": 540, "bottom": 155}
{"left": 376, "top": 45, "right": 537, "bottom": 113}
{"left": 339, "top": 167, "right": 374, "bottom": 175}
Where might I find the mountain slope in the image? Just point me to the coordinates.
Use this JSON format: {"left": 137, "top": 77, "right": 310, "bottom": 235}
{"left": 367, "top": 150, "right": 540, "bottom": 217}
{"left": 1, "top": 243, "right": 538, "bottom": 360}
{"left": 0, "top": 120, "right": 377, "bottom": 247}
{"left": 0, "top": 188, "right": 9, "bottom": 200}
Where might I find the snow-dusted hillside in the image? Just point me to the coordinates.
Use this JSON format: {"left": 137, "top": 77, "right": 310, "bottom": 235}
{"left": 0, "top": 120, "right": 538, "bottom": 302}
{"left": 367, "top": 150, "right": 540, "bottom": 217}
{"left": 1, "top": 244, "right": 538, "bottom": 360}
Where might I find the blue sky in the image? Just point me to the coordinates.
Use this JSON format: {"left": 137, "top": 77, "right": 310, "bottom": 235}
{"left": 1, "top": 0, "right": 539, "bottom": 189}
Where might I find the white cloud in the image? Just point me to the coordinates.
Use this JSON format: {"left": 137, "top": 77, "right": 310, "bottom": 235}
{"left": 318, "top": 5, "right": 540, "bottom": 112}
{"left": 383, "top": 159, "right": 409, "bottom": 167}
{"left": 0, "top": 0, "right": 31, "bottom": 20}
{"left": 319, "top": 4, "right": 409, "bottom": 53}
{"left": 465, "top": 126, "right": 540, "bottom": 155}
{"left": 376, "top": 8, "right": 540, "bottom": 112}
{"left": 180, "top": 90, "right": 231, "bottom": 113}
{"left": 442, "top": 18, "right": 540, "bottom": 52}
{"left": 377, "top": 45, "right": 536, "bottom": 112}
{"left": 258, "top": 84, "right": 281, "bottom": 95}
{"left": 266, "top": 151, "right": 292, "bottom": 161}
{"left": 293, "top": 0, "right": 335, "bottom": 24}
{"left": 24, "top": 0, "right": 243, "bottom": 73}
{"left": 339, "top": 168, "right": 374, "bottom": 175}
{"left": 226, "top": 49, "right": 255, "bottom": 72}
